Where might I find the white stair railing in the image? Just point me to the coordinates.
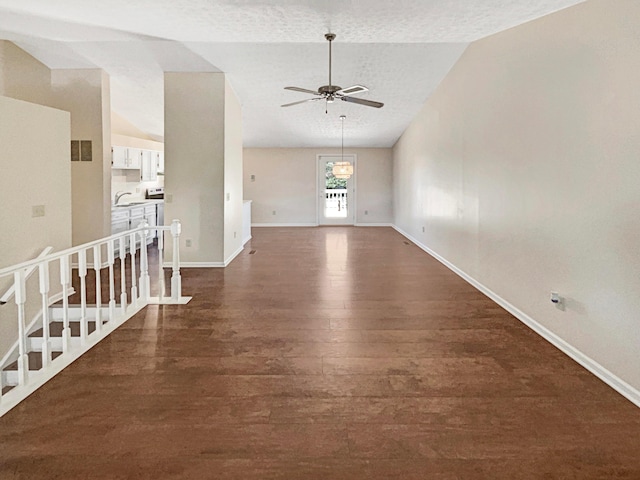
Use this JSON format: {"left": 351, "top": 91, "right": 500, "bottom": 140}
{"left": 0, "top": 219, "right": 191, "bottom": 417}
{"left": 0, "top": 247, "right": 53, "bottom": 305}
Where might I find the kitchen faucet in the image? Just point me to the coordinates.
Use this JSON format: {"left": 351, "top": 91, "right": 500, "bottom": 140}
{"left": 114, "top": 191, "right": 132, "bottom": 204}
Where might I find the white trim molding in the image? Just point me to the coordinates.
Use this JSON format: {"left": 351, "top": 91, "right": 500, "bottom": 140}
{"left": 392, "top": 224, "right": 640, "bottom": 408}
{"left": 355, "top": 223, "right": 393, "bottom": 227}
{"left": 252, "top": 223, "right": 318, "bottom": 227}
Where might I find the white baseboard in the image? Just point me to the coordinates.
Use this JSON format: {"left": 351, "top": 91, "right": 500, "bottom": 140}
{"left": 224, "top": 245, "right": 244, "bottom": 266}
{"left": 355, "top": 223, "right": 393, "bottom": 227}
{"left": 179, "top": 262, "right": 226, "bottom": 268}
{"left": 392, "top": 224, "right": 640, "bottom": 408}
{"left": 242, "top": 235, "right": 252, "bottom": 246}
{"left": 252, "top": 223, "right": 318, "bottom": 227}
{"left": 177, "top": 245, "right": 245, "bottom": 269}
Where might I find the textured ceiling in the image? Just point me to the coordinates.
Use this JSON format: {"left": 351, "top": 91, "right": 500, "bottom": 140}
{"left": 0, "top": 0, "right": 586, "bottom": 147}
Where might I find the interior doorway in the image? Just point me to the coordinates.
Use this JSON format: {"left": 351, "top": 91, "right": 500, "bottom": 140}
{"left": 317, "top": 154, "right": 356, "bottom": 226}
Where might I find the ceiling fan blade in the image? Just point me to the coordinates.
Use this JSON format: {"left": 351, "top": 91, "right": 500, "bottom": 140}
{"left": 285, "top": 86, "right": 320, "bottom": 95}
{"left": 340, "top": 96, "right": 384, "bottom": 108}
{"left": 337, "top": 85, "right": 369, "bottom": 96}
{"left": 281, "top": 97, "right": 321, "bottom": 107}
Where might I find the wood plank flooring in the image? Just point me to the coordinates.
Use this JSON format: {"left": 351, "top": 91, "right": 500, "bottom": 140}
{"left": 1, "top": 227, "right": 639, "bottom": 479}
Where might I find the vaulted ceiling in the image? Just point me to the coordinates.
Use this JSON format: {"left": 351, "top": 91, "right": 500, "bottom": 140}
{"left": 0, "top": 0, "right": 586, "bottom": 147}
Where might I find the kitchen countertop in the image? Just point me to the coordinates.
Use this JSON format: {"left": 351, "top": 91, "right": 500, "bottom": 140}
{"left": 112, "top": 199, "right": 164, "bottom": 209}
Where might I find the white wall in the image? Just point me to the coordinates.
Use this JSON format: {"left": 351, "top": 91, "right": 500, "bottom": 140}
{"left": 244, "top": 148, "right": 393, "bottom": 225}
{"left": 0, "top": 41, "right": 51, "bottom": 106}
{"left": 0, "top": 95, "right": 71, "bottom": 358}
{"left": 223, "top": 78, "right": 244, "bottom": 261}
{"left": 164, "top": 72, "right": 226, "bottom": 264}
{"left": 393, "top": 0, "right": 640, "bottom": 393}
{"left": 49, "top": 69, "right": 111, "bottom": 245}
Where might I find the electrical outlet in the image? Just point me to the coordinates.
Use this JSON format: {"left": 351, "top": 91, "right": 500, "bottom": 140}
{"left": 233, "top": 231, "right": 237, "bottom": 238}
{"left": 166, "top": 193, "right": 173, "bottom": 203}
{"left": 32, "top": 205, "right": 45, "bottom": 217}
{"left": 272, "top": 210, "right": 276, "bottom": 215}
{"left": 364, "top": 210, "right": 368, "bottom": 215}
{"left": 422, "top": 226, "right": 425, "bottom": 233}
{"left": 250, "top": 174, "right": 255, "bottom": 182}
{"left": 185, "top": 239, "right": 192, "bottom": 247}
{"left": 135, "top": 187, "right": 140, "bottom": 193}
{"left": 226, "top": 193, "right": 230, "bottom": 201}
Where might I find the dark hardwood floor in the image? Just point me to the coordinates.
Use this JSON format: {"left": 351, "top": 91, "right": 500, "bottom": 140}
{"left": 1, "top": 227, "right": 639, "bottom": 479}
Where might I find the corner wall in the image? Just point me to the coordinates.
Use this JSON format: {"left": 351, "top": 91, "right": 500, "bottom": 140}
{"left": 223, "top": 78, "right": 244, "bottom": 261}
{"left": 393, "top": 0, "right": 640, "bottom": 397}
{"left": 0, "top": 95, "right": 71, "bottom": 357}
{"left": 49, "top": 69, "right": 112, "bottom": 245}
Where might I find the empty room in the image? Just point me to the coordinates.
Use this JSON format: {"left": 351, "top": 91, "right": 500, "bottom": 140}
{"left": 1, "top": 0, "right": 639, "bottom": 478}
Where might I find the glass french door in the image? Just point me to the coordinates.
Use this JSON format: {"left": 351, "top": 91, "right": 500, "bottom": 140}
{"left": 318, "top": 155, "right": 356, "bottom": 225}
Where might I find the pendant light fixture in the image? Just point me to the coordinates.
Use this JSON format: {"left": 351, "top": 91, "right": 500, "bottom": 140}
{"left": 333, "top": 115, "right": 353, "bottom": 179}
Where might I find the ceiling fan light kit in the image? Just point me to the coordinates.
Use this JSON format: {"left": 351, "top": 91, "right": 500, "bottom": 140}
{"left": 282, "top": 33, "right": 384, "bottom": 111}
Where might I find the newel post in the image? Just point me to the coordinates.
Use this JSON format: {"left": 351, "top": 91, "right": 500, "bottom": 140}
{"left": 170, "top": 219, "right": 182, "bottom": 301}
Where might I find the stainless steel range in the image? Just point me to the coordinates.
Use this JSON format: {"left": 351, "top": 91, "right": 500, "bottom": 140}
{"left": 146, "top": 187, "right": 164, "bottom": 200}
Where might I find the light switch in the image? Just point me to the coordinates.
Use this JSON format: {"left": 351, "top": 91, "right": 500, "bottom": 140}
{"left": 226, "top": 193, "right": 230, "bottom": 201}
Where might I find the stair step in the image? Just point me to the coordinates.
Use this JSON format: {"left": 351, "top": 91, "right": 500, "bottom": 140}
{"left": 29, "top": 320, "right": 99, "bottom": 338}
{"left": 49, "top": 306, "right": 111, "bottom": 321}
{"left": 2, "top": 351, "right": 65, "bottom": 387}
{"left": 28, "top": 337, "right": 81, "bottom": 352}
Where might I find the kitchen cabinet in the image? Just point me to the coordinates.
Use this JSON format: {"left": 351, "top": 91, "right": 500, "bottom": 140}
{"left": 111, "top": 146, "right": 141, "bottom": 169}
{"left": 141, "top": 149, "right": 158, "bottom": 182}
{"left": 144, "top": 204, "right": 157, "bottom": 240}
{"left": 156, "top": 151, "right": 164, "bottom": 175}
{"left": 111, "top": 202, "right": 160, "bottom": 253}
{"left": 112, "top": 145, "right": 164, "bottom": 175}
{"left": 111, "top": 209, "right": 130, "bottom": 235}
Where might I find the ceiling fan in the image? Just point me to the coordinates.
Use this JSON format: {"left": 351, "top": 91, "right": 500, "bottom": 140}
{"left": 281, "top": 33, "right": 384, "bottom": 112}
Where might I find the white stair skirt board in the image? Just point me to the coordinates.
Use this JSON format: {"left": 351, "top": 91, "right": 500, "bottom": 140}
{"left": 392, "top": 224, "right": 640, "bottom": 409}
{"left": 0, "top": 302, "right": 146, "bottom": 417}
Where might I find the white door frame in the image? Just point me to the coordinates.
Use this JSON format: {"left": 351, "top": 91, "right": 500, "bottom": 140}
{"left": 316, "top": 154, "right": 357, "bottom": 226}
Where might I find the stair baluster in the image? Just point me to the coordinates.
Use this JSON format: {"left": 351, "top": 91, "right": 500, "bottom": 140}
{"left": 158, "top": 229, "right": 165, "bottom": 302}
{"left": 129, "top": 232, "right": 138, "bottom": 306}
{"left": 38, "top": 262, "right": 51, "bottom": 367}
{"left": 139, "top": 222, "right": 150, "bottom": 302}
{"left": 119, "top": 237, "right": 127, "bottom": 314}
{"left": 93, "top": 246, "right": 102, "bottom": 334}
{"left": 107, "top": 240, "right": 116, "bottom": 322}
{"left": 78, "top": 249, "right": 88, "bottom": 343}
{"left": 59, "top": 256, "right": 71, "bottom": 353}
{"left": 14, "top": 270, "right": 28, "bottom": 386}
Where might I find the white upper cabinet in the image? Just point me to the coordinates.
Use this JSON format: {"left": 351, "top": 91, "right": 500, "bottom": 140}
{"left": 112, "top": 145, "right": 164, "bottom": 173}
{"left": 128, "top": 148, "right": 142, "bottom": 169}
{"left": 111, "top": 146, "right": 128, "bottom": 168}
{"left": 141, "top": 149, "right": 158, "bottom": 182}
{"left": 111, "top": 146, "right": 142, "bottom": 169}
{"left": 156, "top": 151, "right": 164, "bottom": 175}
